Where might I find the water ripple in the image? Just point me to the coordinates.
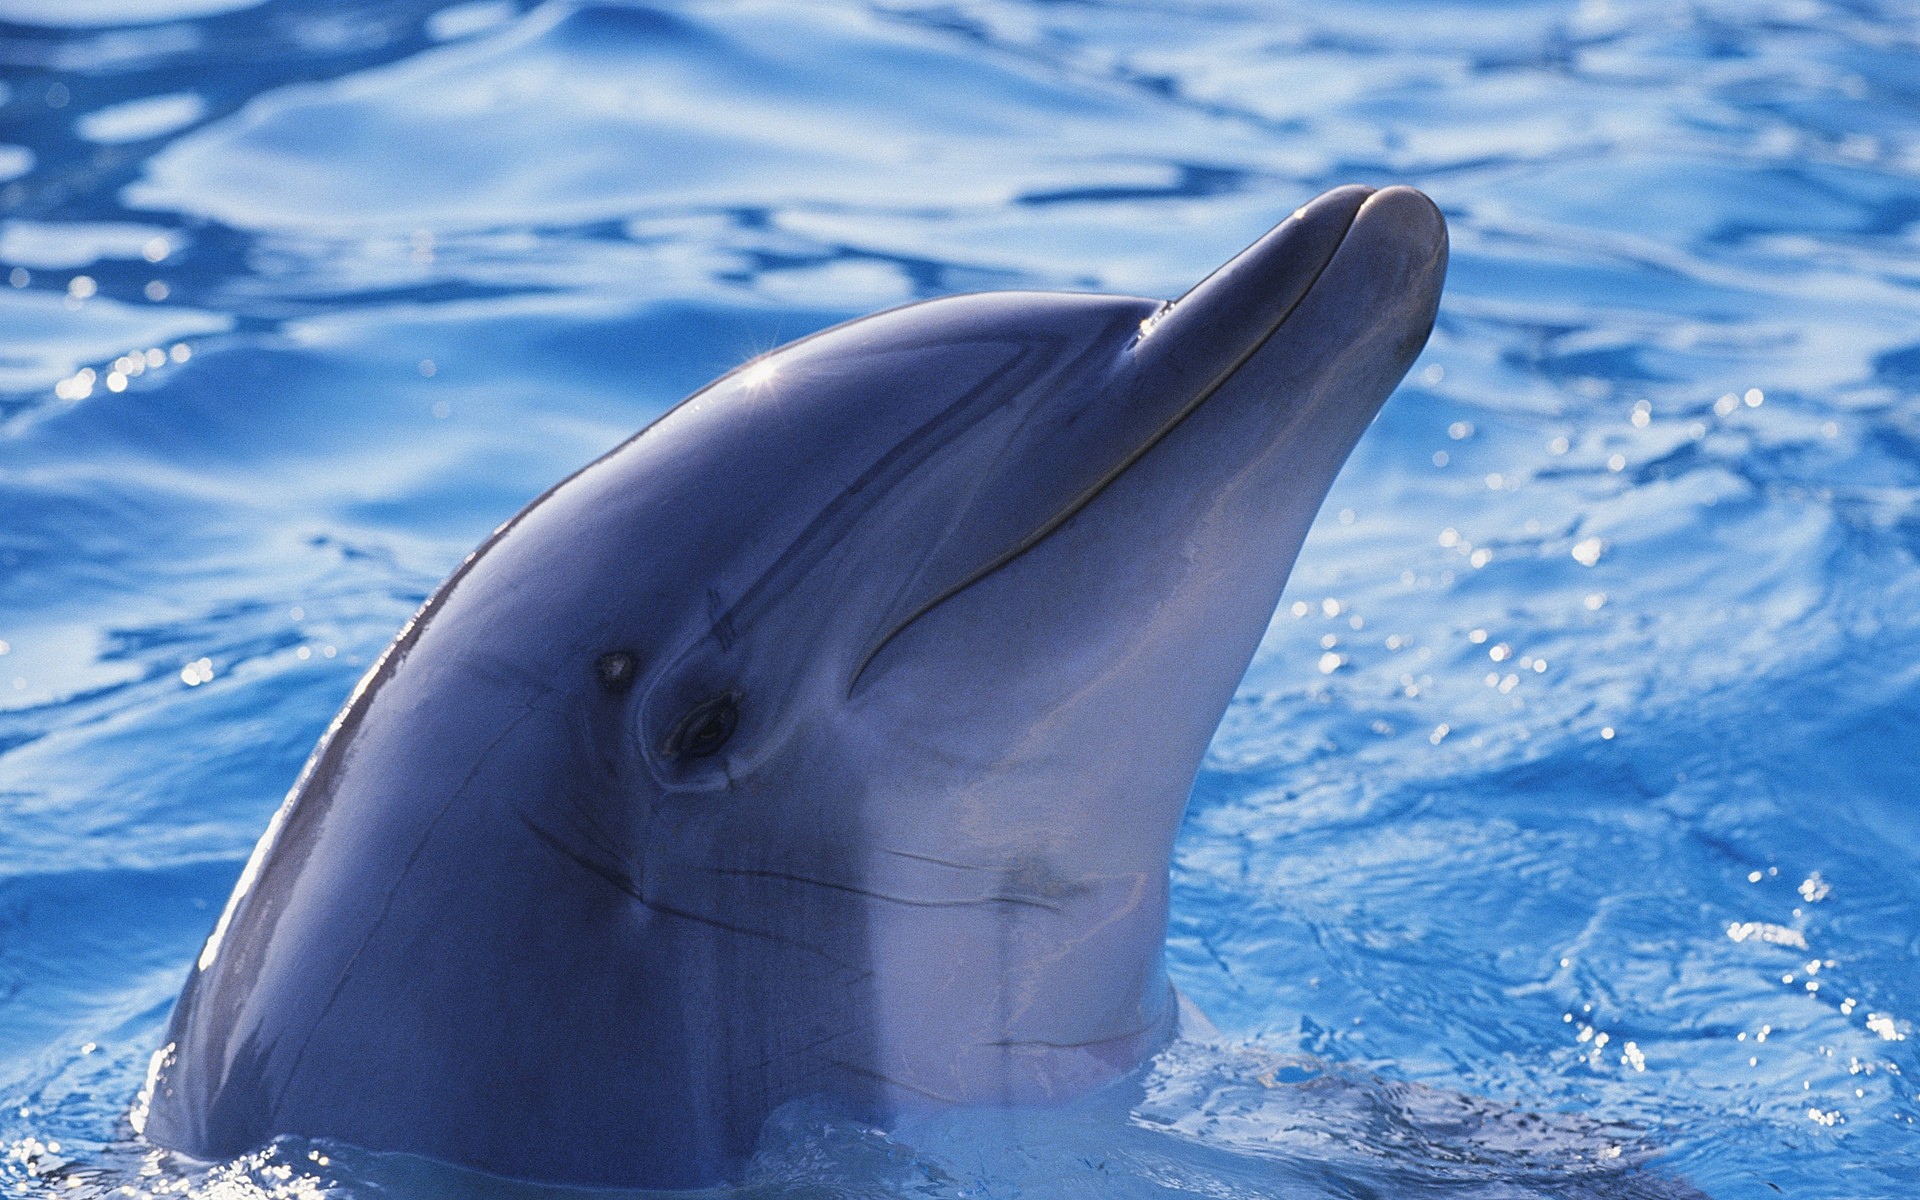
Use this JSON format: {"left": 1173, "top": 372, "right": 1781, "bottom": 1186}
{"left": 2, "top": 0, "right": 1918, "bottom": 1196}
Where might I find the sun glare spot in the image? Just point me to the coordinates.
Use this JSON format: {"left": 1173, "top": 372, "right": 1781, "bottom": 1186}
{"left": 1136, "top": 302, "right": 1173, "bottom": 342}
{"left": 1727, "top": 921, "right": 1807, "bottom": 948}
{"left": 741, "top": 359, "right": 778, "bottom": 389}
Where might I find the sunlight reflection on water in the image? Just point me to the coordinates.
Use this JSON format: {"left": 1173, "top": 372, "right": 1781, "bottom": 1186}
{"left": 2, "top": 0, "right": 1919, "bottom": 1197}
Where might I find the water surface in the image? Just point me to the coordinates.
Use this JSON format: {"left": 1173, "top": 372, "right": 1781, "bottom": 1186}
{"left": 2, "top": 1, "right": 1918, "bottom": 1196}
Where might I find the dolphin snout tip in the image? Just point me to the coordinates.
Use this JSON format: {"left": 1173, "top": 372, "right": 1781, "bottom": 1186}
{"left": 1309, "top": 185, "right": 1448, "bottom": 347}
{"left": 1350, "top": 185, "right": 1449, "bottom": 267}
{"left": 1244, "top": 184, "right": 1446, "bottom": 309}
{"left": 1290, "top": 181, "right": 1375, "bottom": 223}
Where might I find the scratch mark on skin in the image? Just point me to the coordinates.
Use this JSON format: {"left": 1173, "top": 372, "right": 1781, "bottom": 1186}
{"left": 739, "top": 1026, "right": 864, "bottom": 1084}
{"left": 879, "top": 846, "right": 991, "bottom": 871}
{"left": 706, "top": 587, "right": 736, "bottom": 652}
{"left": 1026, "top": 871, "right": 1150, "bottom": 972}
{"left": 268, "top": 707, "right": 535, "bottom": 1121}
{"left": 985, "top": 1013, "right": 1162, "bottom": 1051}
{"left": 705, "top": 866, "right": 1065, "bottom": 915}
{"left": 519, "top": 811, "right": 646, "bottom": 903}
{"left": 826, "top": 1057, "right": 962, "bottom": 1106}
{"left": 636, "top": 892, "right": 874, "bottom": 979}
{"left": 521, "top": 818, "right": 872, "bottom": 976}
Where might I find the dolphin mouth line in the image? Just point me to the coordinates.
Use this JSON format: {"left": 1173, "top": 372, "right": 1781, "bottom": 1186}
{"left": 846, "top": 194, "right": 1370, "bottom": 694}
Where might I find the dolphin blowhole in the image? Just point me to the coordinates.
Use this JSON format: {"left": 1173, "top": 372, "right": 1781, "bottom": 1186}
{"left": 140, "top": 184, "right": 1447, "bottom": 1189}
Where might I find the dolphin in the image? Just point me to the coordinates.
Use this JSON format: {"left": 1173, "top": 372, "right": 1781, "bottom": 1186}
{"left": 137, "top": 184, "right": 1447, "bottom": 1188}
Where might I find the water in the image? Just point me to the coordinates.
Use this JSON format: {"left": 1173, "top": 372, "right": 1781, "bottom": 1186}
{"left": 1, "top": 0, "right": 1917, "bottom": 1195}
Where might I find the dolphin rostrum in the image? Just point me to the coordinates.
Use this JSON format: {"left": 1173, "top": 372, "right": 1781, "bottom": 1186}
{"left": 138, "top": 184, "right": 1447, "bottom": 1188}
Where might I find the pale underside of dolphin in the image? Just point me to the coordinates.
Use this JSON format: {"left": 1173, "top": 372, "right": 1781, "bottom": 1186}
{"left": 137, "top": 184, "right": 1449, "bottom": 1189}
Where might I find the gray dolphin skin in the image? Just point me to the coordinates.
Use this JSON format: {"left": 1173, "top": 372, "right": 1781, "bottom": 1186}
{"left": 138, "top": 184, "right": 1447, "bottom": 1188}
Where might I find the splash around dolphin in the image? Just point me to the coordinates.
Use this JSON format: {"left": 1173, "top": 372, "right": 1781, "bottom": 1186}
{"left": 136, "top": 184, "right": 1447, "bottom": 1188}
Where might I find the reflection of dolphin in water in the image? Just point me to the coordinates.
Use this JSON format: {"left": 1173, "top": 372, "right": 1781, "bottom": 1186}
{"left": 138, "top": 184, "right": 1447, "bottom": 1188}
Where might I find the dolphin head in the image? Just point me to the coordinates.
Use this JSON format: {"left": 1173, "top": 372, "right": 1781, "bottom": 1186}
{"left": 625, "top": 185, "right": 1442, "bottom": 795}
{"left": 498, "top": 182, "right": 1444, "bottom": 1104}
{"left": 145, "top": 186, "right": 1445, "bottom": 1186}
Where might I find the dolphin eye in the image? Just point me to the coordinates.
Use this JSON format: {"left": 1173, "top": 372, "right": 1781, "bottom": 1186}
{"left": 595, "top": 650, "right": 639, "bottom": 693}
{"left": 665, "top": 693, "right": 739, "bottom": 760}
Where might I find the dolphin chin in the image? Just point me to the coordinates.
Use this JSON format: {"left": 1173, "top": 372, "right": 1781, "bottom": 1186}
{"left": 139, "top": 186, "right": 1447, "bottom": 1189}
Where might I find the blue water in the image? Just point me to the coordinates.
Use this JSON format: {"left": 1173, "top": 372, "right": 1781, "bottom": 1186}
{"left": 2, "top": 0, "right": 1918, "bottom": 1195}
